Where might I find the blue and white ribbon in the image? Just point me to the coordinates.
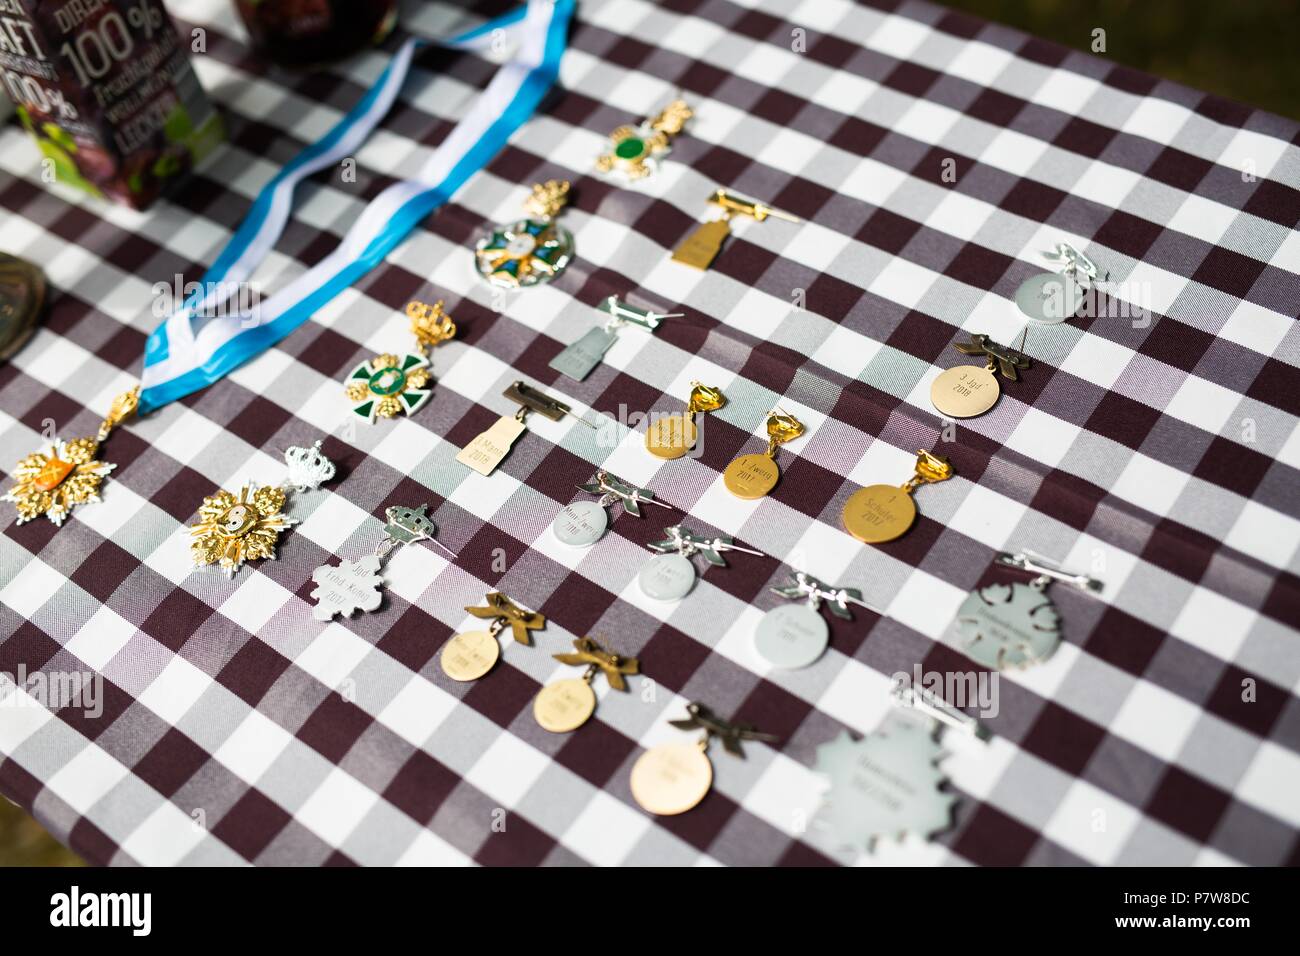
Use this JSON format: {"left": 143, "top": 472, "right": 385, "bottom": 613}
{"left": 139, "top": 0, "right": 572, "bottom": 414}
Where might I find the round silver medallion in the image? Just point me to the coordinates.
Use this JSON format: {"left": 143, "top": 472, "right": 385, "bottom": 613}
{"left": 754, "top": 603, "right": 830, "bottom": 669}
{"left": 637, "top": 553, "right": 697, "bottom": 601}
{"left": 551, "top": 500, "right": 609, "bottom": 548}
{"left": 1014, "top": 272, "right": 1084, "bottom": 324}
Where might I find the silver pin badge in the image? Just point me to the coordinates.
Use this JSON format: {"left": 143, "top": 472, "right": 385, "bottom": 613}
{"left": 1014, "top": 242, "right": 1100, "bottom": 325}
{"left": 309, "top": 504, "right": 457, "bottom": 621}
{"left": 549, "top": 296, "right": 683, "bottom": 382}
{"left": 755, "top": 571, "right": 881, "bottom": 669}
{"left": 551, "top": 470, "right": 670, "bottom": 548}
{"left": 638, "top": 525, "right": 764, "bottom": 601}
{"left": 955, "top": 550, "right": 1102, "bottom": 670}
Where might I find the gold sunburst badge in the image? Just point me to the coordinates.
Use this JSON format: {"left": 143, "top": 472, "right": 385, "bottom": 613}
{"left": 189, "top": 483, "right": 294, "bottom": 576}
{"left": 4, "top": 386, "right": 139, "bottom": 526}
{"left": 188, "top": 441, "right": 336, "bottom": 576}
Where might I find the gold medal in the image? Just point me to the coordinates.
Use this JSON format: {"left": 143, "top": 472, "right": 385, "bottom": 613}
{"left": 929, "top": 333, "right": 1030, "bottom": 419}
{"left": 3, "top": 386, "right": 138, "bottom": 526}
{"left": 441, "top": 630, "right": 501, "bottom": 682}
{"left": 631, "top": 702, "right": 779, "bottom": 816}
{"left": 645, "top": 381, "right": 723, "bottom": 459}
{"left": 534, "top": 677, "right": 597, "bottom": 732}
{"left": 533, "top": 637, "right": 638, "bottom": 733}
{"left": 629, "top": 740, "right": 713, "bottom": 815}
{"left": 842, "top": 450, "right": 954, "bottom": 545}
{"left": 930, "top": 365, "right": 999, "bottom": 418}
{"left": 671, "top": 189, "right": 800, "bottom": 271}
{"left": 441, "top": 592, "right": 545, "bottom": 681}
{"left": 723, "top": 408, "right": 804, "bottom": 499}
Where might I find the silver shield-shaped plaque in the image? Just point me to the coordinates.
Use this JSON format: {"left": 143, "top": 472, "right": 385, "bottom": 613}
{"left": 549, "top": 327, "right": 617, "bottom": 381}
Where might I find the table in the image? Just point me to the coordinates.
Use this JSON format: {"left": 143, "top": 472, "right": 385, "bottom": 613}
{"left": 0, "top": 0, "right": 1297, "bottom": 866}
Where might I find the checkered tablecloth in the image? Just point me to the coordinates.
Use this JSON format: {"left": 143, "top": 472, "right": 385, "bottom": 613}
{"left": 1, "top": 0, "right": 1297, "bottom": 867}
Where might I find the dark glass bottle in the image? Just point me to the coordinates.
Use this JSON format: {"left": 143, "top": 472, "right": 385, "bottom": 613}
{"left": 234, "top": 0, "right": 398, "bottom": 67}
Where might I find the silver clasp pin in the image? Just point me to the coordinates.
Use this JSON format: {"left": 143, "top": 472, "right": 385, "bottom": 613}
{"left": 996, "top": 550, "right": 1103, "bottom": 593}
{"left": 892, "top": 683, "right": 992, "bottom": 742}
{"left": 1041, "top": 242, "right": 1102, "bottom": 287}
{"left": 598, "top": 295, "right": 684, "bottom": 331}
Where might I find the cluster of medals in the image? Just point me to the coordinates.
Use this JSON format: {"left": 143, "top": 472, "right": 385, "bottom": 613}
{"left": 0, "top": 93, "right": 1115, "bottom": 854}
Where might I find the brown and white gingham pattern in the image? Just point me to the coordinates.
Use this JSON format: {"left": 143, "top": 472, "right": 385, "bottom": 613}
{"left": 1, "top": 0, "right": 1297, "bottom": 866}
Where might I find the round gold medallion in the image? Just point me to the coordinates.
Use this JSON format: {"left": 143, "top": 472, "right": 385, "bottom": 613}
{"left": 930, "top": 365, "right": 1000, "bottom": 418}
{"left": 842, "top": 484, "right": 918, "bottom": 544}
{"left": 630, "top": 741, "right": 713, "bottom": 815}
{"left": 723, "top": 453, "right": 779, "bottom": 499}
{"left": 533, "top": 677, "right": 597, "bottom": 732}
{"left": 645, "top": 414, "right": 697, "bottom": 459}
{"left": 440, "top": 630, "right": 501, "bottom": 682}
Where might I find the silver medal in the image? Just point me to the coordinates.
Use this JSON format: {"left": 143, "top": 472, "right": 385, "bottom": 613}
{"left": 551, "top": 499, "right": 610, "bottom": 547}
{"left": 1014, "top": 272, "right": 1084, "bottom": 324}
{"left": 815, "top": 714, "right": 956, "bottom": 854}
{"left": 955, "top": 551, "right": 1102, "bottom": 670}
{"left": 310, "top": 555, "right": 384, "bottom": 621}
{"left": 955, "top": 581, "right": 1062, "bottom": 669}
{"left": 638, "top": 553, "right": 697, "bottom": 601}
{"left": 754, "top": 603, "right": 829, "bottom": 669}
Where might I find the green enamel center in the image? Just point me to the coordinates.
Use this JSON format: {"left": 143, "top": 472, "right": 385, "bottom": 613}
{"left": 368, "top": 366, "right": 407, "bottom": 396}
{"left": 615, "top": 137, "right": 646, "bottom": 160}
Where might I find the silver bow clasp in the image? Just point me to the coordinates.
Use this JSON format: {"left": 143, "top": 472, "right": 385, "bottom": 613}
{"left": 649, "top": 525, "right": 763, "bottom": 567}
{"left": 578, "top": 470, "right": 669, "bottom": 518}
{"left": 1041, "top": 242, "right": 1102, "bottom": 288}
{"left": 771, "top": 571, "right": 879, "bottom": 620}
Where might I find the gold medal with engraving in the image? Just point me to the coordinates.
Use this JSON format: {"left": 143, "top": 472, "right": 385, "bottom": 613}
{"left": 930, "top": 332, "right": 1030, "bottom": 419}
{"left": 631, "top": 702, "right": 779, "bottom": 816}
{"left": 630, "top": 740, "right": 713, "bottom": 815}
{"left": 842, "top": 450, "right": 954, "bottom": 544}
{"left": 3, "top": 386, "right": 138, "bottom": 526}
{"left": 672, "top": 189, "right": 800, "bottom": 271}
{"left": 457, "top": 380, "right": 595, "bottom": 476}
{"left": 723, "top": 408, "right": 804, "bottom": 499}
{"left": 441, "top": 630, "right": 500, "bottom": 681}
{"left": 646, "top": 381, "right": 724, "bottom": 459}
{"left": 441, "top": 592, "right": 545, "bottom": 681}
{"left": 533, "top": 637, "right": 638, "bottom": 733}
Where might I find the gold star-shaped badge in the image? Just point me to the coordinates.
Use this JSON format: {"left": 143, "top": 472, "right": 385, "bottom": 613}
{"left": 3, "top": 386, "right": 138, "bottom": 526}
{"left": 189, "top": 483, "right": 294, "bottom": 576}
